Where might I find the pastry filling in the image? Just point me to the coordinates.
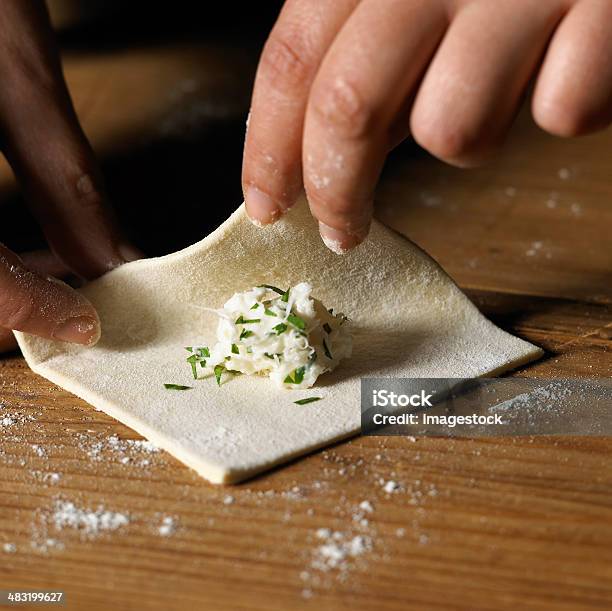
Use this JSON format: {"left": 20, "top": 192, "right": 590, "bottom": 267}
{"left": 187, "top": 283, "right": 352, "bottom": 389}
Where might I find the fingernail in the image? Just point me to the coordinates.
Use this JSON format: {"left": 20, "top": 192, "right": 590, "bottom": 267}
{"left": 53, "top": 315, "right": 101, "bottom": 346}
{"left": 245, "top": 186, "right": 281, "bottom": 226}
{"left": 319, "top": 222, "right": 366, "bottom": 255}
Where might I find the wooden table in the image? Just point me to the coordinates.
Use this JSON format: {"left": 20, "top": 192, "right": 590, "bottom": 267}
{"left": 1, "top": 34, "right": 611, "bottom": 611}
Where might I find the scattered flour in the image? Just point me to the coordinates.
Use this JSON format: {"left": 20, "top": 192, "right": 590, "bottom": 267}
{"left": 311, "top": 530, "right": 372, "bottom": 572}
{"left": 158, "top": 516, "right": 177, "bottom": 537}
{"left": 78, "top": 433, "right": 160, "bottom": 467}
{"left": 383, "top": 480, "right": 401, "bottom": 494}
{"left": 3, "top": 542, "right": 16, "bottom": 553}
{"left": 558, "top": 167, "right": 571, "bottom": 180}
{"left": 52, "top": 500, "right": 129, "bottom": 538}
{"left": 570, "top": 203, "right": 583, "bottom": 217}
{"left": 30, "top": 444, "right": 47, "bottom": 458}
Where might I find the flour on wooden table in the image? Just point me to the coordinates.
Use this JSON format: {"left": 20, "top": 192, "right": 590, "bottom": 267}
{"left": 52, "top": 500, "right": 130, "bottom": 538}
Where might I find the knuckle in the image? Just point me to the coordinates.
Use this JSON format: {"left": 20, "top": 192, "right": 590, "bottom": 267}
{"left": 260, "top": 29, "right": 314, "bottom": 91}
{"left": 73, "top": 173, "right": 105, "bottom": 211}
{"left": 0, "top": 289, "right": 35, "bottom": 331}
{"left": 310, "top": 77, "right": 374, "bottom": 139}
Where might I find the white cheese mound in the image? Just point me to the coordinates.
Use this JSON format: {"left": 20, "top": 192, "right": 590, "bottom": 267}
{"left": 196, "top": 282, "right": 352, "bottom": 389}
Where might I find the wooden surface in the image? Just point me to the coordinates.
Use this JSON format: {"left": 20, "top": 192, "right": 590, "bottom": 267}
{"left": 1, "top": 30, "right": 611, "bottom": 611}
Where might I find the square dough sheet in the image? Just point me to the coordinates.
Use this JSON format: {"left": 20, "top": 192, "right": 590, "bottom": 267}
{"left": 15, "top": 199, "right": 542, "bottom": 484}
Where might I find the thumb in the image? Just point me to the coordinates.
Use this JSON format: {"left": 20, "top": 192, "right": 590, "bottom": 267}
{"left": 0, "top": 243, "right": 100, "bottom": 345}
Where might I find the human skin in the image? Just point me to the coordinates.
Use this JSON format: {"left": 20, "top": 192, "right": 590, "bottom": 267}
{"left": 0, "top": 1, "right": 140, "bottom": 352}
{"left": 243, "top": 0, "right": 612, "bottom": 252}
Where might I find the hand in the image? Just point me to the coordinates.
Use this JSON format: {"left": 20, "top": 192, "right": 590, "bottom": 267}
{"left": 243, "top": 0, "right": 612, "bottom": 252}
{"left": 0, "top": 1, "right": 139, "bottom": 352}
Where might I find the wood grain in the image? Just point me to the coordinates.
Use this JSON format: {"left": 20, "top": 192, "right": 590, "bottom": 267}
{"left": 0, "top": 38, "right": 611, "bottom": 611}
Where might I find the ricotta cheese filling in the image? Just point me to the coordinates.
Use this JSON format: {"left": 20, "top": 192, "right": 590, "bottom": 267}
{"left": 187, "top": 283, "right": 352, "bottom": 389}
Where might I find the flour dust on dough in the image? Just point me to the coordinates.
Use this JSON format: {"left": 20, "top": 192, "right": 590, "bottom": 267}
{"left": 15, "top": 198, "right": 542, "bottom": 484}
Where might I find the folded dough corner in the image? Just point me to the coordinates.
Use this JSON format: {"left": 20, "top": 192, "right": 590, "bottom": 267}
{"left": 15, "top": 199, "right": 542, "bottom": 484}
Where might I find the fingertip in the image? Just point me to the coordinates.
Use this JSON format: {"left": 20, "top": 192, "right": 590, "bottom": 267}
{"left": 318, "top": 221, "right": 368, "bottom": 254}
{"left": 51, "top": 313, "right": 101, "bottom": 346}
{"left": 245, "top": 185, "right": 285, "bottom": 226}
{"left": 117, "top": 243, "right": 145, "bottom": 265}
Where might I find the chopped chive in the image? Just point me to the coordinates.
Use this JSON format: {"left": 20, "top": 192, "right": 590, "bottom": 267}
{"left": 235, "top": 316, "right": 261, "bottom": 325}
{"left": 264, "top": 307, "right": 277, "bottom": 317}
{"left": 294, "top": 397, "right": 322, "bottom": 405}
{"left": 197, "top": 347, "right": 210, "bottom": 358}
{"left": 214, "top": 365, "right": 224, "bottom": 386}
{"left": 323, "top": 323, "right": 332, "bottom": 334}
{"left": 186, "top": 354, "right": 199, "bottom": 379}
{"left": 284, "top": 366, "right": 306, "bottom": 385}
{"left": 258, "top": 284, "right": 285, "bottom": 295}
{"left": 273, "top": 323, "right": 288, "bottom": 335}
{"left": 164, "top": 383, "right": 192, "bottom": 390}
{"left": 185, "top": 346, "right": 193, "bottom": 352}
{"left": 240, "top": 329, "right": 254, "bottom": 340}
{"left": 281, "top": 289, "right": 290, "bottom": 303}
{"left": 287, "top": 314, "right": 306, "bottom": 330}
{"left": 264, "top": 352, "right": 275, "bottom": 359}
{"left": 231, "top": 343, "right": 239, "bottom": 354}
{"left": 323, "top": 338, "right": 333, "bottom": 359}
{"left": 250, "top": 302, "right": 260, "bottom": 310}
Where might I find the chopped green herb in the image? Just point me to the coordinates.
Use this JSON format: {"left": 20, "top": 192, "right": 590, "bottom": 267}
{"left": 323, "top": 338, "right": 333, "bottom": 359}
{"left": 214, "top": 364, "right": 224, "bottom": 386}
{"left": 185, "top": 346, "right": 193, "bottom": 352}
{"left": 231, "top": 343, "right": 239, "bottom": 354}
{"left": 250, "top": 302, "right": 260, "bottom": 310}
{"left": 185, "top": 346, "right": 209, "bottom": 379}
{"left": 323, "top": 323, "right": 332, "bottom": 334}
{"left": 235, "top": 316, "right": 261, "bottom": 325}
{"left": 240, "top": 329, "right": 254, "bottom": 340}
{"left": 186, "top": 354, "right": 199, "bottom": 379}
{"left": 164, "top": 383, "right": 192, "bottom": 390}
{"left": 287, "top": 314, "right": 306, "bottom": 330}
{"left": 294, "top": 397, "right": 322, "bottom": 405}
{"left": 281, "top": 288, "right": 290, "bottom": 303}
{"left": 264, "top": 307, "right": 277, "bottom": 317}
{"left": 284, "top": 366, "right": 306, "bottom": 385}
{"left": 264, "top": 352, "right": 276, "bottom": 359}
{"left": 258, "top": 284, "right": 285, "bottom": 295}
{"left": 273, "top": 323, "right": 288, "bottom": 335}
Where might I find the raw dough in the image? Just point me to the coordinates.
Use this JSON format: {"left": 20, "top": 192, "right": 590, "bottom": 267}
{"left": 15, "top": 198, "right": 542, "bottom": 484}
